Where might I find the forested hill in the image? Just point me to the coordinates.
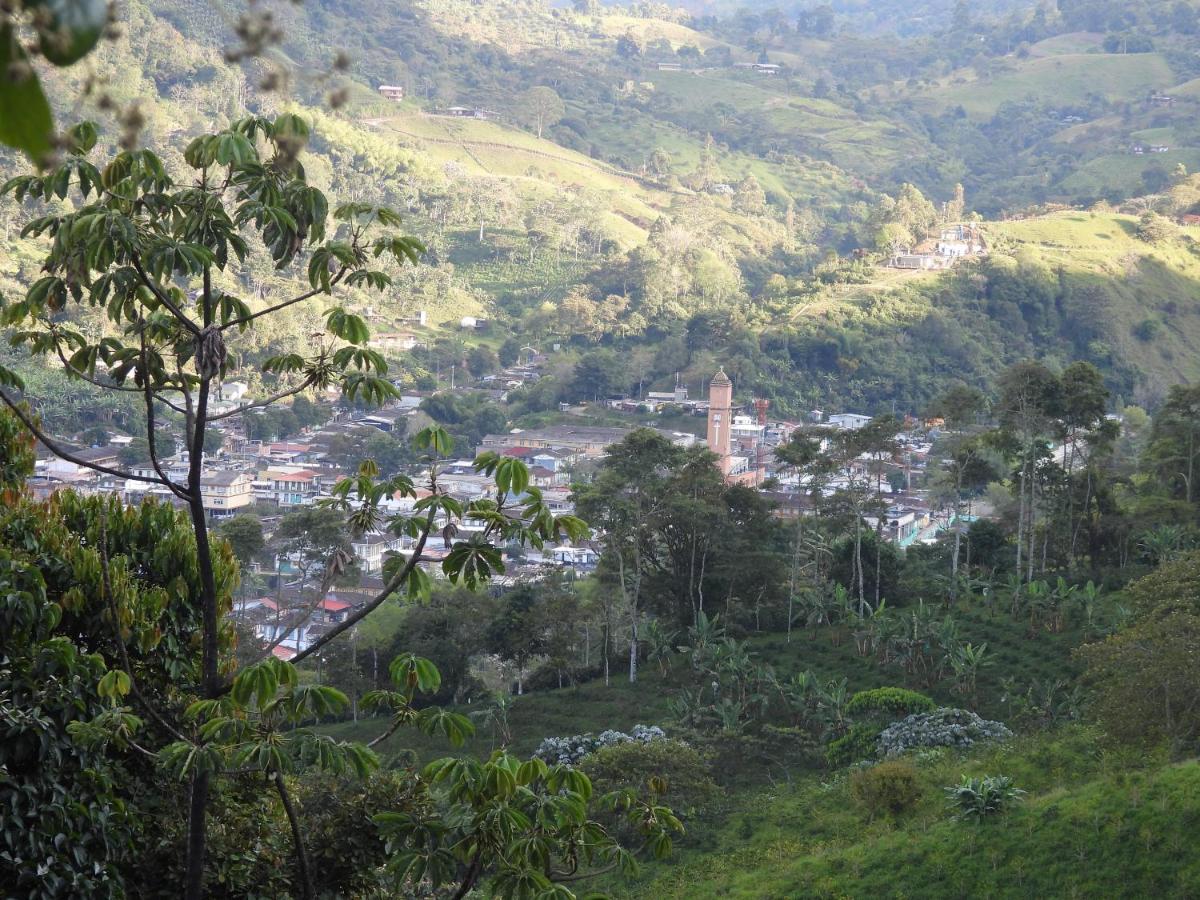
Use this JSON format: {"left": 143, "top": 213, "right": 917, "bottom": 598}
{"left": 6, "top": 0, "right": 1200, "bottom": 413}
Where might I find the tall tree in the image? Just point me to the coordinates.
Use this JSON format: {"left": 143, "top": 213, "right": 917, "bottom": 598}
{"left": 574, "top": 429, "right": 683, "bottom": 682}
{"left": 0, "top": 119, "right": 583, "bottom": 895}
{"left": 1145, "top": 384, "right": 1200, "bottom": 504}
{"left": 995, "top": 361, "right": 1061, "bottom": 585}
{"left": 518, "top": 86, "right": 564, "bottom": 140}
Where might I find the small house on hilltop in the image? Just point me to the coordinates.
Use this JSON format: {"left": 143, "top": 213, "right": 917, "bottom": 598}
{"left": 888, "top": 253, "right": 940, "bottom": 270}
{"left": 378, "top": 85, "right": 405, "bottom": 102}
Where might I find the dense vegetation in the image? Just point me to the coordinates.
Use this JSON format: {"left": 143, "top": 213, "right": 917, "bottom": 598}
{"left": 4, "top": 0, "right": 1200, "bottom": 896}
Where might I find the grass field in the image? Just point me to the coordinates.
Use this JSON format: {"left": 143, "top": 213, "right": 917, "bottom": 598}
{"left": 627, "top": 728, "right": 1196, "bottom": 899}
{"left": 921, "top": 53, "right": 1174, "bottom": 119}
{"left": 1058, "top": 149, "right": 1200, "bottom": 198}
{"left": 648, "top": 70, "right": 927, "bottom": 176}
{"left": 1027, "top": 31, "right": 1105, "bottom": 56}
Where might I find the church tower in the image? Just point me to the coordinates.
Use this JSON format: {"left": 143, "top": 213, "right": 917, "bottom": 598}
{"left": 706, "top": 367, "right": 733, "bottom": 474}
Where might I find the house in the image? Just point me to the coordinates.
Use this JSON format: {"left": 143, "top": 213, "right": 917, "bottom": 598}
{"left": 316, "top": 595, "right": 353, "bottom": 623}
{"left": 371, "top": 331, "right": 418, "bottom": 352}
{"left": 437, "top": 106, "right": 494, "bottom": 120}
{"left": 546, "top": 544, "right": 599, "bottom": 570}
{"left": 261, "top": 468, "right": 321, "bottom": 506}
{"left": 656, "top": 61, "right": 682, "bottom": 71}
{"left": 828, "top": 413, "right": 872, "bottom": 430}
{"left": 1149, "top": 145, "right": 1170, "bottom": 153}
{"left": 256, "top": 613, "right": 314, "bottom": 653}
{"left": 888, "top": 253, "right": 940, "bottom": 270}
{"left": 936, "top": 240, "right": 973, "bottom": 258}
{"left": 218, "top": 381, "right": 249, "bottom": 402}
{"left": 378, "top": 85, "right": 405, "bottom": 101}
{"left": 233, "top": 596, "right": 278, "bottom": 616}
{"left": 479, "top": 425, "right": 691, "bottom": 458}
{"left": 76, "top": 446, "right": 120, "bottom": 469}
{"left": 350, "top": 532, "right": 404, "bottom": 573}
{"left": 199, "top": 471, "right": 255, "bottom": 517}
{"left": 359, "top": 408, "right": 409, "bottom": 433}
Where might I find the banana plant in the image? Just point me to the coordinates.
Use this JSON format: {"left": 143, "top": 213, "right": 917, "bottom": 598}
{"left": 642, "top": 619, "right": 679, "bottom": 676}
{"left": 949, "top": 641, "right": 990, "bottom": 699}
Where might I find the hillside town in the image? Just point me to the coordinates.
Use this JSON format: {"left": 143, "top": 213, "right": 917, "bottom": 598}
{"left": 23, "top": 355, "right": 965, "bottom": 661}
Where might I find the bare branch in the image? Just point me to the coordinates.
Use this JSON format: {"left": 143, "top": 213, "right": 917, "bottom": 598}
{"left": 0, "top": 390, "right": 175, "bottom": 486}
{"left": 286, "top": 517, "right": 434, "bottom": 668}
{"left": 219, "top": 268, "right": 348, "bottom": 332}
{"left": 139, "top": 324, "right": 191, "bottom": 501}
{"left": 207, "top": 376, "right": 317, "bottom": 422}
{"left": 129, "top": 254, "right": 202, "bottom": 337}
{"left": 251, "top": 566, "right": 338, "bottom": 664}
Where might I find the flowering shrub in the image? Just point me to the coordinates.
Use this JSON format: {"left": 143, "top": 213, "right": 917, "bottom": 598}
{"left": 534, "top": 725, "right": 667, "bottom": 766}
{"left": 877, "top": 708, "right": 1012, "bottom": 757}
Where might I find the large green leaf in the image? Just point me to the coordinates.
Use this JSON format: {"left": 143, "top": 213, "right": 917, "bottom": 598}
{"left": 32, "top": 0, "right": 108, "bottom": 65}
{"left": 0, "top": 26, "right": 54, "bottom": 163}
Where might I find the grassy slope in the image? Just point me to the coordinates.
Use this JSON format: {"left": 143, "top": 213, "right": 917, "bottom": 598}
{"left": 648, "top": 70, "right": 927, "bottom": 177}
{"left": 920, "top": 53, "right": 1174, "bottom": 119}
{"left": 990, "top": 212, "right": 1200, "bottom": 387}
{"left": 770, "top": 211, "right": 1200, "bottom": 402}
{"left": 632, "top": 729, "right": 1200, "bottom": 899}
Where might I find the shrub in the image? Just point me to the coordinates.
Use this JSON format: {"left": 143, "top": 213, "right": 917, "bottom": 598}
{"left": 534, "top": 724, "right": 667, "bottom": 766}
{"left": 851, "top": 760, "right": 923, "bottom": 819}
{"left": 581, "top": 738, "right": 721, "bottom": 820}
{"left": 1133, "top": 317, "right": 1162, "bottom": 341}
{"left": 845, "top": 687, "right": 936, "bottom": 719}
{"left": 945, "top": 774, "right": 1025, "bottom": 820}
{"left": 826, "top": 723, "right": 881, "bottom": 767}
{"left": 877, "top": 708, "right": 1012, "bottom": 757}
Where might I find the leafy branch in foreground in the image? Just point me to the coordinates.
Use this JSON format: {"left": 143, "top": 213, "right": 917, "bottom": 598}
{"left": 377, "top": 751, "right": 683, "bottom": 900}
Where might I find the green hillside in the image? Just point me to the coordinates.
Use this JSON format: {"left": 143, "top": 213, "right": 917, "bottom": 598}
{"left": 632, "top": 730, "right": 1200, "bottom": 898}
{"left": 918, "top": 53, "right": 1175, "bottom": 119}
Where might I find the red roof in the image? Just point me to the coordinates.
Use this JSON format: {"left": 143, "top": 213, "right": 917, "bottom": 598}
{"left": 272, "top": 471, "right": 317, "bottom": 483}
{"left": 270, "top": 645, "right": 296, "bottom": 661}
{"left": 319, "top": 597, "right": 351, "bottom": 612}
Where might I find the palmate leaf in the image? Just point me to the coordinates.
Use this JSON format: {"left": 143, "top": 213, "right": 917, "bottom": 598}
{"left": 0, "top": 25, "right": 54, "bottom": 163}
{"left": 416, "top": 708, "right": 475, "bottom": 748}
{"left": 389, "top": 653, "right": 442, "bottom": 694}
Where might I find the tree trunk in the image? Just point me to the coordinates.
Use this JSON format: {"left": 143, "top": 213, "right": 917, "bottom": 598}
{"left": 1015, "top": 459, "right": 1026, "bottom": 585}
{"left": 1027, "top": 472, "right": 1037, "bottom": 584}
{"left": 273, "top": 771, "right": 315, "bottom": 900}
{"left": 184, "top": 363, "right": 219, "bottom": 900}
{"left": 629, "top": 618, "right": 638, "bottom": 683}
{"left": 184, "top": 773, "right": 210, "bottom": 900}
{"left": 854, "top": 508, "right": 865, "bottom": 615}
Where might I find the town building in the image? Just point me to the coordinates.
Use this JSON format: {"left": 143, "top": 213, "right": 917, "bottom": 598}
{"left": 479, "top": 425, "right": 692, "bottom": 457}
{"left": 199, "top": 471, "right": 255, "bottom": 518}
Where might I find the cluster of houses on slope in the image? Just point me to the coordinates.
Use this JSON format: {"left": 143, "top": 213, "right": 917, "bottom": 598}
{"left": 887, "top": 223, "right": 987, "bottom": 271}
{"left": 30, "top": 352, "right": 980, "bottom": 661}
